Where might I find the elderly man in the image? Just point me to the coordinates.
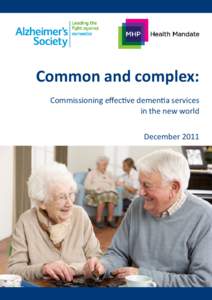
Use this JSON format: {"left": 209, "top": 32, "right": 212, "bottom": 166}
{"left": 84, "top": 149, "right": 212, "bottom": 287}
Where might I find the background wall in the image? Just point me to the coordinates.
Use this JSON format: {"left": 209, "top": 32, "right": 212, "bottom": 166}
{"left": 0, "top": 146, "right": 14, "bottom": 240}
{"left": 128, "top": 146, "right": 182, "bottom": 161}
{"left": 32, "top": 146, "right": 55, "bottom": 170}
{"left": 68, "top": 146, "right": 105, "bottom": 172}
{"left": 68, "top": 146, "right": 182, "bottom": 175}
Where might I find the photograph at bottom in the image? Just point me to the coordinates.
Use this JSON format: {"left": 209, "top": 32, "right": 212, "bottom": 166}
{"left": 0, "top": 145, "right": 212, "bottom": 288}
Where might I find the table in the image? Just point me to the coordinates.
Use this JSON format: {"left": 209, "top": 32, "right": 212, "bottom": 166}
{"left": 31, "top": 276, "right": 126, "bottom": 288}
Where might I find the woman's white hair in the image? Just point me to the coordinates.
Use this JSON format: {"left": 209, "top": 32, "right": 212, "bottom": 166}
{"left": 96, "top": 155, "right": 109, "bottom": 164}
{"left": 28, "top": 162, "right": 77, "bottom": 206}
{"left": 137, "top": 149, "right": 190, "bottom": 191}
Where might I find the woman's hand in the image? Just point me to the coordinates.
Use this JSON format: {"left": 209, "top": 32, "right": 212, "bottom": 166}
{"left": 124, "top": 184, "right": 137, "bottom": 194}
{"left": 83, "top": 257, "right": 105, "bottom": 278}
{"left": 42, "top": 260, "right": 75, "bottom": 281}
{"left": 112, "top": 267, "right": 139, "bottom": 278}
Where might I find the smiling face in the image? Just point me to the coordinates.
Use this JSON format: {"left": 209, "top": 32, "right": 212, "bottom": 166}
{"left": 40, "top": 183, "right": 75, "bottom": 224}
{"left": 139, "top": 171, "right": 180, "bottom": 217}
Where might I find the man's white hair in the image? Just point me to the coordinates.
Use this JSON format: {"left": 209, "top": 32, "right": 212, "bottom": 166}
{"left": 96, "top": 155, "right": 109, "bottom": 164}
{"left": 28, "top": 162, "right": 77, "bottom": 205}
{"left": 137, "top": 149, "right": 190, "bottom": 191}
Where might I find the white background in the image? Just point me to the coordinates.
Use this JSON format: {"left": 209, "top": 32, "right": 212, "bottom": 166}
{"left": 0, "top": 147, "right": 14, "bottom": 240}
{"left": 0, "top": 13, "right": 211, "bottom": 145}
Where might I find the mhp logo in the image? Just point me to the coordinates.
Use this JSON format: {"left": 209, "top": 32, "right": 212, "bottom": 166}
{"left": 118, "top": 19, "right": 149, "bottom": 49}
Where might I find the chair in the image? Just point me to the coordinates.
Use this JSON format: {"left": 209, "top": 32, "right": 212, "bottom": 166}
{"left": 73, "top": 172, "right": 123, "bottom": 218}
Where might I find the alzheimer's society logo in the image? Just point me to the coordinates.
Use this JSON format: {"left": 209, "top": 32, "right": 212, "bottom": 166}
{"left": 15, "top": 21, "right": 99, "bottom": 48}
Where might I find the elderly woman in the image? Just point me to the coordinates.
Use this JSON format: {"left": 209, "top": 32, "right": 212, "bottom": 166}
{"left": 84, "top": 156, "right": 118, "bottom": 229}
{"left": 8, "top": 162, "right": 102, "bottom": 281}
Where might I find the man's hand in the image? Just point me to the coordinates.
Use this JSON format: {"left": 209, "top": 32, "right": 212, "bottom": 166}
{"left": 112, "top": 267, "right": 139, "bottom": 278}
{"left": 83, "top": 257, "right": 105, "bottom": 278}
{"left": 42, "top": 260, "right": 75, "bottom": 281}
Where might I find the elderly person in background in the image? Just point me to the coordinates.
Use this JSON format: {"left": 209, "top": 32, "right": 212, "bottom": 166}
{"left": 116, "top": 158, "right": 139, "bottom": 212}
{"left": 84, "top": 149, "right": 212, "bottom": 287}
{"left": 84, "top": 156, "right": 118, "bottom": 229}
{"left": 8, "top": 162, "right": 102, "bottom": 281}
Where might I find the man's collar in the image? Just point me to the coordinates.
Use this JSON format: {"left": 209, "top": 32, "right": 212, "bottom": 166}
{"left": 160, "top": 192, "right": 186, "bottom": 218}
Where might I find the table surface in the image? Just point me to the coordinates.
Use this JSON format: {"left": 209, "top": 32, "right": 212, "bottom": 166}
{"left": 32, "top": 276, "right": 126, "bottom": 288}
